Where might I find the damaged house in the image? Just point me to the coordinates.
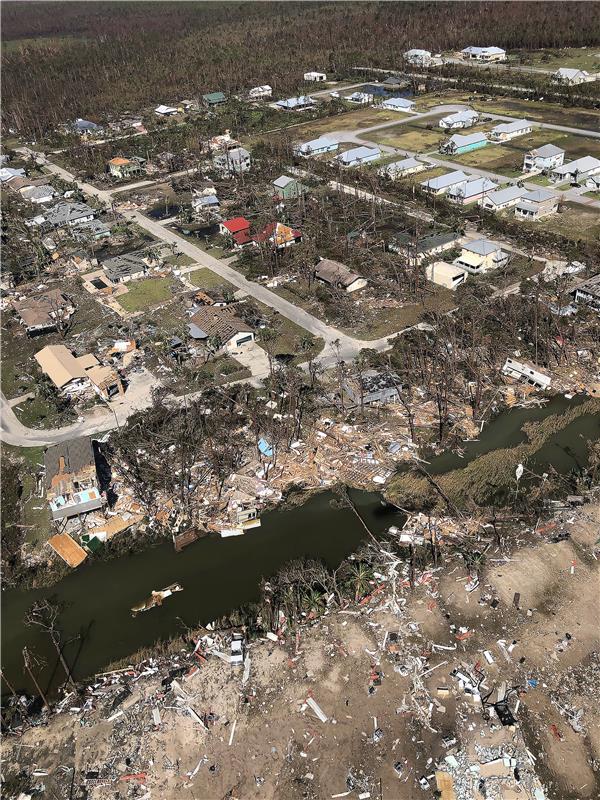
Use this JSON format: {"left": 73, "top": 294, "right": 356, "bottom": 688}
{"left": 13, "top": 289, "right": 75, "bottom": 335}
{"left": 345, "top": 369, "right": 403, "bottom": 407}
{"left": 188, "top": 306, "right": 255, "bottom": 351}
{"left": 35, "top": 344, "right": 124, "bottom": 399}
{"left": 314, "top": 258, "right": 367, "bottom": 293}
{"left": 44, "top": 436, "right": 104, "bottom": 521}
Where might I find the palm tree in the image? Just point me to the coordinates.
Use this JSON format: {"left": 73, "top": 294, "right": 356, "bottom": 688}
{"left": 343, "top": 561, "right": 374, "bottom": 602}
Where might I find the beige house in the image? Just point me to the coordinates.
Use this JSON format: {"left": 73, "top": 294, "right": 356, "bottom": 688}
{"left": 35, "top": 344, "right": 124, "bottom": 399}
{"left": 454, "top": 239, "right": 509, "bottom": 274}
{"left": 425, "top": 261, "right": 468, "bottom": 290}
{"left": 314, "top": 258, "right": 367, "bottom": 293}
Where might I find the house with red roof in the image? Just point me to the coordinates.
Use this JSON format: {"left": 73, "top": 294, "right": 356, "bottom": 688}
{"left": 219, "top": 217, "right": 252, "bottom": 248}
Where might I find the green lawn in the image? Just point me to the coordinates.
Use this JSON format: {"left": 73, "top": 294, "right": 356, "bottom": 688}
{"left": 164, "top": 253, "right": 194, "bottom": 267}
{"left": 117, "top": 277, "right": 175, "bottom": 312}
{"left": 369, "top": 124, "right": 446, "bottom": 153}
{"left": 3, "top": 444, "right": 52, "bottom": 547}
{"left": 187, "top": 267, "right": 236, "bottom": 291}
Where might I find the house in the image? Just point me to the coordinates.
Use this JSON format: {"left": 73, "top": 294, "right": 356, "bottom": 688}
{"left": 335, "top": 145, "right": 381, "bottom": 168}
{"left": 294, "top": 135, "right": 339, "bottom": 157}
{"left": 213, "top": 146, "right": 251, "bottom": 174}
{"left": 425, "top": 261, "right": 468, "bottom": 290}
{"left": 203, "top": 91, "right": 227, "bottom": 107}
{"left": 502, "top": 357, "right": 551, "bottom": 390}
{"left": 304, "top": 71, "right": 327, "bottom": 82}
{"left": 72, "top": 219, "right": 111, "bottom": 241}
{"left": 253, "top": 222, "right": 302, "bottom": 249}
{"left": 439, "top": 110, "right": 479, "bottom": 130}
{"left": 514, "top": 189, "right": 559, "bottom": 220}
{"left": 276, "top": 95, "right": 316, "bottom": 111}
{"left": 454, "top": 239, "right": 509, "bottom": 273}
{"left": 346, "top": 91, "right": 374, "bottom": 105}
{"left": 188, "top": 307, "right": 254, "bottom": 351}
{"left": 154, "top": 104, "right": 178, "bottom": 116}
{"left": 345, "top": 369, "right": 402, "bottom": 407}
{"left": 440, "top": 131, "right": 488, "bottom": 155}
{"left": 380, "top": 97, "right": 415, "bottom": 113}
{"left": 420, "top": 170, "right": 471, "bottom": 195}
{"left": 273, "top": 175, "right": 306, "bottom": 200}
{"left": 0, "top": 166, "right": 26, "bottom": 183}
{"left": 553, "top": 68, "right": 595, "bottom": 86}
{"left": 219, "top": 217, "right": 252, "bottom": 247}
{"left": 404, "top": 49, "right": 432, "bottom": 66}
{"left": 550, "top": 156, "right": 600, "bottom": 183}
{"left": 381, "top": 75, "right": 407, "bottom": 90}
{"left": 378, "top": 157, "right": 425, "bottom": 179}
{"left": 461, "top": 46, "right": 506, "bottom": 62}
{"left": 72, "top": 118, "right": 102, "bottom": 135}
{"left": 45, "top": 201, "right": 96, "bottom": 228}
{"left": 107, "top": 156, "right": 146, "bottom": 179}
{"left": 44, "top": 436, "right": 104, "bottom": 521}
{"left": 388, "top": 230, "right": 460, "bottom": 264}
{"left": 35, "top": 344, "right": 123, "bottom": 399}
{"left": 20, "top": 184, "right": 56, "bottom": 204}
{"left": 13, "top": 289, "right": 75, "bottom": 335}
{"left": 570, "top": 274, "right": 600, "bottom": 312}
{"left": 102, "top": 252, "right": 150, "bottom": 283}
{"left": 192, "top": 193, "right": 220, "bottom": 212}
{"left": 488, "top": 119, "right": 533, "bottom": 142}
{"left": 479, "top": 185, "right": 529, "bottom": 211}
{"left": 314, "top": 258, "right": 367, "bottom": 292}
{"left": 447, "top": 176, "right": 497, "bottom": 205}
{"left": 523, "top": 144, "right": 565, "bottom": 173}
{"left": 249, "top": 85, "right": 272, "bottom": 99}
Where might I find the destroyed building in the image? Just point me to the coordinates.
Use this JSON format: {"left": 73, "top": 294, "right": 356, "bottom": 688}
{"left": 44, "top": 436, "right": 104, "bottom": 521}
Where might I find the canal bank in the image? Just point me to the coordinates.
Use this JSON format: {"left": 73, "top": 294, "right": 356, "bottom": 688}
{"left": 1, "top": 489, "right": 399, "bottom": 698}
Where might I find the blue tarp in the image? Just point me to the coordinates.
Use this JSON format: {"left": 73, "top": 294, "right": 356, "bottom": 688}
{"left": 258, "top": 438, "right": 273, "bottom": 457}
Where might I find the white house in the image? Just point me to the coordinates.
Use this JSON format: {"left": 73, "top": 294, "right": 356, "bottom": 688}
{"left": 462, "top": 46, "right": 506, "bottom": 62}
{"left": 345, "top": 91, "right": 374, "bottom": 105}
{"left": 553, "top": 68, "right": 595, "bottom": 86}
{"left": 248, "top": 85, "right": 272, "bottom": 99}
{"left": 447, "top": 176, "right": 497, "bottom": 205}
{"left": 570, "top": 274, "right": 600, "bottom": 312}
{"left": 404, "top": 49, "right": 432, "bottom": 66}
{"left": 514, "top": 189, "right": 559, "bottom": 220}
{"left": 502, "top": 358, "right": 551, "bottom": 390}
{"left": 420, "top": 169, "right": 471, "bottom": 195}
{"left": 425, "top": 261, "right": 468, "bottom": 290}
{"left": 304, "top": 71, "right": 327, "bottom": 82}
{"left": 523, "top": 144, "right": 565, "bottom": 173}
{"left": 294, "top": 135, "right": 339, "bottom": 157}
{"left": 213, "top": 146, "right": 251, "bottom": 175}
{"left": 378, "top": 157, "right": 425, "bottom": 179}
{"left": 188, "top": 307, "right": 255, "bottom": 352}
{"left": 20, "top": 185, "right": 57, "bottom": 205}
{"left": 488, "top": 119, "right": 532, "bottom": 142}
{"left": 154, "top": 104, "right": 178, "bottom": 116}
{"left": 550, "top": 156, "right": 600, "bottom": 183}
{"left": 335, "top": 145, "right": 381, "bottom": 168}
{"left": 439, "top": 110, "right": 479, "bottom": 130}
{"left": 479, "top": 185, "right": 529, "bottom": 211}
{"left": 275, "top": 95, "right": 316, "bottom": 111}
{"left": 45, "top": 201, "right": 96, "bottom": 228}
{"left": 454, "top": 239, "right": 509, "bottom": 274}
{"left": 380, "top": 97, "right": 415, "bottom": 113}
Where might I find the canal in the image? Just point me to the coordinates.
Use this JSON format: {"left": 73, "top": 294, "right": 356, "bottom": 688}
{"left": 1, "top": 489, "right": 398, "bottom": 698}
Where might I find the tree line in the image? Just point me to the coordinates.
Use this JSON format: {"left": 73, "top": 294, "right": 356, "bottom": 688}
{"left": 3, "top": 1, "right": 600, "bottom": 136}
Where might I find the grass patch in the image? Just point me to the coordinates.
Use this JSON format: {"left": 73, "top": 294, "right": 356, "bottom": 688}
{"left": 369, "top": 124, "right": 445, "bottom": 153}
{"left": 117, "top": 277, "right": 175, "bottom": 312}
{"left": 340, "top": 290, "right": 455, "bottom": 340}
{"left": 164, "top": 253, "right": 194, "bottom": 267}
{"left": 3, "top": 444, "right": 52, "bottom": 547}
{"left": 535, "top": 202, "right": 600, "bottom": 243}
{"left": 187, "top": 268, "right": 236, "bottom": 292}
{"left": 515, "top": 48, "right": 600, "bottom": 73}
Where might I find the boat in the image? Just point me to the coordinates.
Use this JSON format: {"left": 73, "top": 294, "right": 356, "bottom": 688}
{"left": 131, "top": 583, "right": 183, "bottom": 615}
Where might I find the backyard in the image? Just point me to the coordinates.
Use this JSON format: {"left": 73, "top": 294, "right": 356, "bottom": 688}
{"left": 117, "top": 277, "right": 176, "bottom": 313}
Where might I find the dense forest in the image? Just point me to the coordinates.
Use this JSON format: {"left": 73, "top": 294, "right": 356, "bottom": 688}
{"left": 2, "top": 1, "right": 600, "bottom": 136}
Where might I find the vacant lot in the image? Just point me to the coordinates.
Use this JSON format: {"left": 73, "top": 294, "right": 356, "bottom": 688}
{"left": 289, "top": 106, "right": 399, "bottom": 138}
{"left": 117, "top": 277, "right": 175, "bottom": 313}
{"left": 369, "top": 123, "right": 446, "bottom": 153}
{"left": 537, "top": 202, "right": 600, "bottom": 243}
{"left": 187, "top": 267, "right": 236, "bottom": 292}
{"left": 515, "top": 47, "right": 600, "bottom": 72}
{"left": 472, "top": 97, "right": 600, "bottom": 130}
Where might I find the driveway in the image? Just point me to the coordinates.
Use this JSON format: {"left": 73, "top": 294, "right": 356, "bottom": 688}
{"left": 229, "top": 342, "right": 271, "bottom": 381}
